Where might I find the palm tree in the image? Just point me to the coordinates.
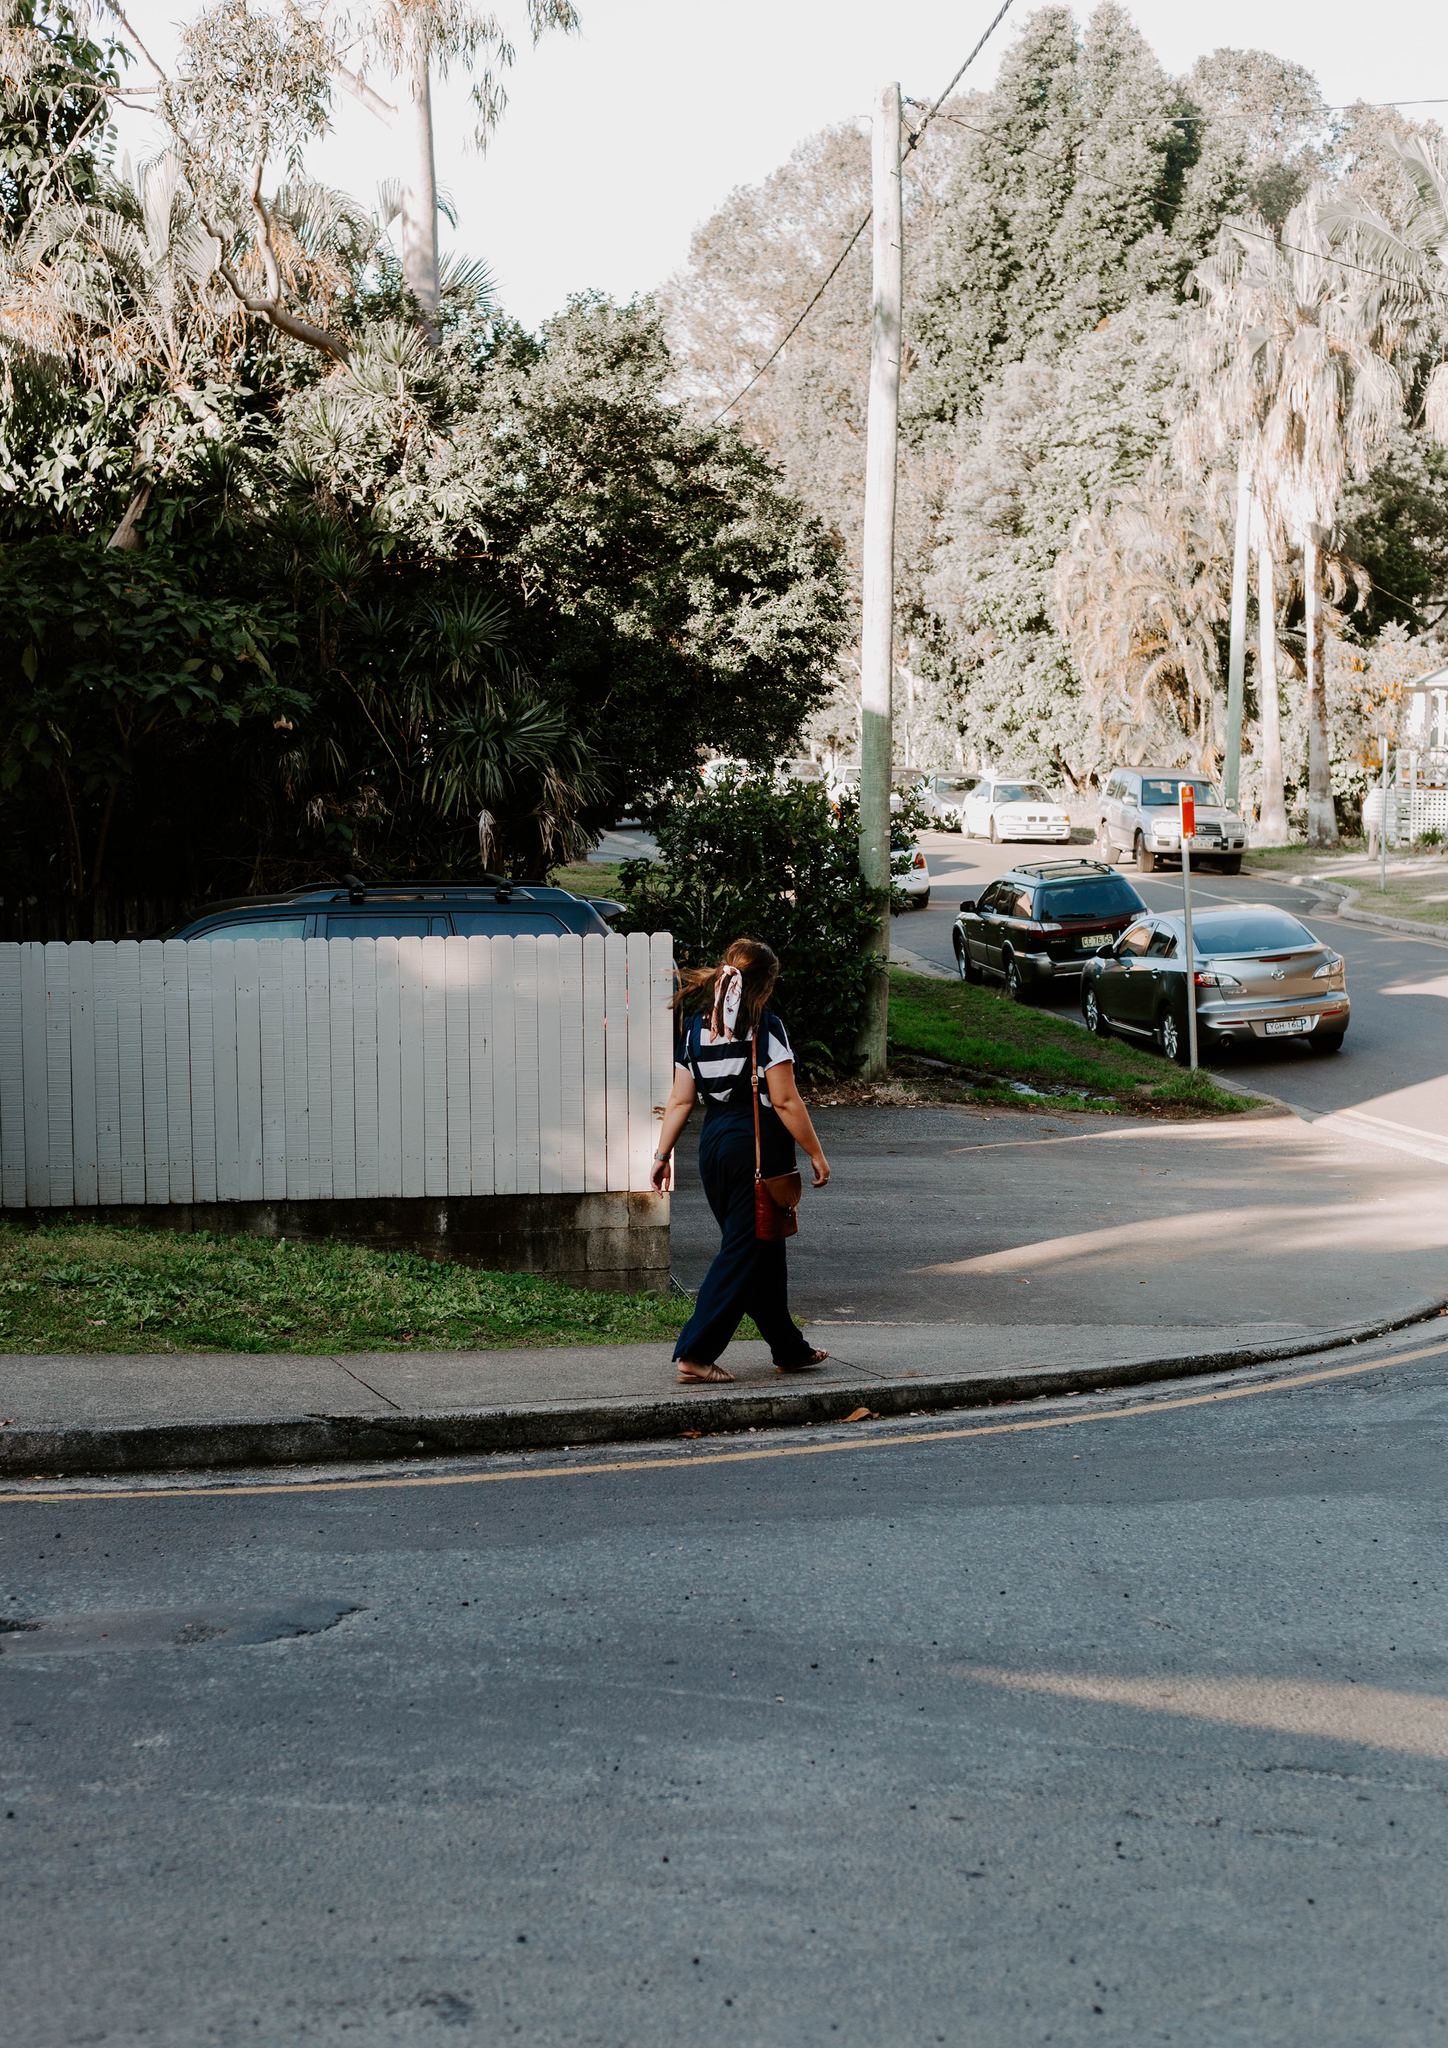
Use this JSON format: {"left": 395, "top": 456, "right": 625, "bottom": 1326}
{"left": 1251, "top": 492, "right": 1290, "bottom": 842}
{"left": 1321, "top": 135, "right": 1448, "bottom": 442}
{"left": 1187, "top": 194, "right": 1411, "bottom": 845}
{"left": 1054, "top": 462, "right": 1234, "bottom": 776}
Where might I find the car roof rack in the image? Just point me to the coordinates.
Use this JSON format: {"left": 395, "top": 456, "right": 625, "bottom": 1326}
{"left": 1008, "top": 859, "right": 1115, "bottom": 880}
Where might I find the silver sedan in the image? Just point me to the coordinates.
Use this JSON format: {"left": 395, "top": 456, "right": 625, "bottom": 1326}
{"left": 1080, "top": 903, "right": 1350, "bottom": 1062}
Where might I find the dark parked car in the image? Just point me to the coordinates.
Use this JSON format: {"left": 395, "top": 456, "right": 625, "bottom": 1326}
{"left": 952, "top": 860, "right": 1146, "bottom": 1000}
{"left": 158, "top": 878, "right": 620, "bottom": 943}
{"left": 1080, "top": 903, "right": 1350, "bottom": 1062}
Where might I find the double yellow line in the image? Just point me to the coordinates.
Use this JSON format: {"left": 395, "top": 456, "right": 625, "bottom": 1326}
{"left": 4, "top": 1336, "right": 1444, "bottom": 1508}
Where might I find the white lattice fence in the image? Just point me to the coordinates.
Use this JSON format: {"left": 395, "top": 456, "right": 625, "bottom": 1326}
{"left": 0, "top": 931, "right": 674, "bottom": 1209}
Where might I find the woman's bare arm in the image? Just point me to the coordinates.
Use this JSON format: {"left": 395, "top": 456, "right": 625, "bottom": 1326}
{"left": 649, "top": 1069, "right": 698, "bottom": 1192}
{"left": 764, "top": 1062, "right": 830, "bottom": 1186}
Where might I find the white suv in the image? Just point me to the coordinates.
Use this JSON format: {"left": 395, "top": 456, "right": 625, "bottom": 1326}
{"left": 1097, "top": 769, "right": 1247, "bottom": 874}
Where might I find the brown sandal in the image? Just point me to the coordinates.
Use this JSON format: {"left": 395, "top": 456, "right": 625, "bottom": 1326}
{"left": 777, "top": 1350, "right": 829, "bottom": 1373}
{"left": 676, "top": 1360, "right": 734, "bottom": 1383}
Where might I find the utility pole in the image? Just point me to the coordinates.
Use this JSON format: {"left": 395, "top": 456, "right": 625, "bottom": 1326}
{"left": 855, "top": 80, "right": 903, "bottom": 1080}
{"left": 1223, "top": 449, "right": 1251, "bottom": 809}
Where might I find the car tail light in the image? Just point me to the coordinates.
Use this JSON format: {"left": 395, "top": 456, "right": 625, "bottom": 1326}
{"left": 1194, "top": 969, "right": 1244, "bottom": 989}
{"left": 1312, "top": 954, "right": 1344, "bottom": 979}
{"left": 911, "top": 851, "right": 927, "bottom": 869}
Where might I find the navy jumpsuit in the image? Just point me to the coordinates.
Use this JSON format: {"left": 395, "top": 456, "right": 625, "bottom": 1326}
{"left": 672, "top": 1011, "right": 815, "bottom": 1370}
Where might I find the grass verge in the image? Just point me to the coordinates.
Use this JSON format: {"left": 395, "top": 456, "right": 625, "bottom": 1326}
{"left": 885, "top": 968, "right": 1257, "bottom": 1113}
{"left": 549, "top": 861, "right": 624, "bottom": 899}
{"left": 1244, "top": 841, "right": 1448, "bottom": 929}
{"left": 0, "top": 1223, "right": 689, "bottom": 1356}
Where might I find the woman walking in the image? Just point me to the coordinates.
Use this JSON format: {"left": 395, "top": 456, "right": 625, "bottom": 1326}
{"left": 651, "top": 938, "right": 831, "bottom": 1383}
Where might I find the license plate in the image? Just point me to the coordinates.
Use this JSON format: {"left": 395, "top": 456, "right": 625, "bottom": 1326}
{"left": 1265, "top": 1018, "right": 1308, "bottom": 1035}
{"left": 1079, "top": 932, "right": 1113, "bottom": 950}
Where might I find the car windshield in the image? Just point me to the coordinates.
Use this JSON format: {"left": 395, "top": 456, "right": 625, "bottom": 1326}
{"left": 1141, "top": 777, "right": 1222, "bottom": 807}
{"left": 935, "top": 777, "right": 973, "bottom": 793}
{"left": 994, "top": 783, "right": 1049, "bottom": 804}
{"left": 1193, "top": 909, "right": 1319, "bottom": 954}
{"left": 1038, "top": 878, "right": 1143, "bottom": 920}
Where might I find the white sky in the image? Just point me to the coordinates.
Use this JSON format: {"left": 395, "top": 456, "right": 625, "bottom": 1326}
{"left": 113, "top": 0, "right": 1446, "bottom": 330}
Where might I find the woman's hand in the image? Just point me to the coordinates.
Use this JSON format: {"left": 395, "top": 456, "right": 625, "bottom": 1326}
{"left": 809, "top": 1151, "right": 830, "bottom": 1187}
{"left": 649, "top": 1072, "right": 697, "bottom": 1194}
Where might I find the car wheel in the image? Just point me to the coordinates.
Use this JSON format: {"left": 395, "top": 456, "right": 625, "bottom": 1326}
{"left": 1135, "top": 832, "right": 1158, "bottom": 874}
{"left": 1004, "top": 953, "right": 1029, "bottom": 1003}
{"left": 1082, "top": 983, "right": 1110, "bottom": 1037}
{"left": 1157, "top": 1006, "right": 1191, "bottom": 1066}
{"left": 913, "top": 889, "right": 930, "bottom": 910}
{"left": 1096, "top": 822, "right": 1114, "bottom": 864}
{"left": 989, "top": 817, "right": 999, "bottom": 844}
{"left": 1217, "top": 855, "right": 1242, "bottom": 875}
{"left": 1309, "top": 1030, "right": 1345, "bottom": 1055}
{"left": 954, "top": 935, "right": 968, "bottom": 980}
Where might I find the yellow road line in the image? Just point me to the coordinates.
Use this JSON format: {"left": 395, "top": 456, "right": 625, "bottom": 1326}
{"left": 3, "top": 1337, "right": 1444, "bottom": 1508}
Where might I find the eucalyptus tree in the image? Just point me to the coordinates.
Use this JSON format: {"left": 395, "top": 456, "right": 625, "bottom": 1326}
{"left": 11, "top": 142, "right": 374, "bottom": 541}
{"left": 324, "top": 0, "right": 578, "bottom": 329}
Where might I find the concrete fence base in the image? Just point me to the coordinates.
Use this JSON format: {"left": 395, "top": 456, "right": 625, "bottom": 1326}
{"left": 10, "top": 1191, "right": 671, "bottom": 1295}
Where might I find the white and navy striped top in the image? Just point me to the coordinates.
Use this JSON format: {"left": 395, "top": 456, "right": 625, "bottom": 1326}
{"left": 677, "top": 1010, "right": 794, "bottom": 1113}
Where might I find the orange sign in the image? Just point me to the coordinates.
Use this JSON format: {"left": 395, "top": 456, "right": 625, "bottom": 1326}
{"left": 1179, "top": 783, "right": 1196, "bottom": 841}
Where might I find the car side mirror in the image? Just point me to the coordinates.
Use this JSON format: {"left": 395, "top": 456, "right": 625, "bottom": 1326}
{"left": 958, "top": 896, "right": 976, "bottom": 912}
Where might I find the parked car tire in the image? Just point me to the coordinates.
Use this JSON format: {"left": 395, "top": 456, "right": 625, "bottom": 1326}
{"left": 1135, "top": 833, "right": 1158, "bottom": 874}
{"left": 1157, "top": 1005, "right": 1191, "bottom": 1065}
{"left": 1096, "top": 821, "right": 1115, "bottom": 864}
{"left": 1309, "top": 1030, "right": 1346, "bottom": 1054}
{"left": 1082, "top": 984, "right": 1110, "bottom": 1036}
{"left": 989, "top": 816, "right": 1000, "bottom": 843}
{"left": 912, "top": 889, "right": 930, "bottom": 910}
{"left": 1004, "top": 953, "right": 1029, "bottom": 1003}
{"left": 1217, "top": 855, "right": 1242, "bottom": 875}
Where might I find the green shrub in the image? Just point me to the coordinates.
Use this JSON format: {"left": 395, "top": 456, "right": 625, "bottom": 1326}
{"left": 620, "top": 772, "right": 889, "bottom": 1073}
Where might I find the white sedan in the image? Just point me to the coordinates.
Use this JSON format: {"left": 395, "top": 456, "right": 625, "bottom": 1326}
{"left": 963, "top": 778, "right": 1071, "bottom": 843}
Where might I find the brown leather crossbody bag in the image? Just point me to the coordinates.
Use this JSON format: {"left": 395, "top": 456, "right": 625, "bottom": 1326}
{"left": 752, "top": 1025, "right": 803, "bottom": 1241}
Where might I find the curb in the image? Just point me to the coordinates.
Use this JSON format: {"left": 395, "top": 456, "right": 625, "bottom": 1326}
{"left": 4, "top": 1295, "right": 1443, "bottom": 1480}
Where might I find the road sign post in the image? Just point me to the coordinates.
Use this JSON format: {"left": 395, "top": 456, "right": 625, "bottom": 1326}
{"left": 1180, "top": 784, "right": 1199, "bottom": 1072}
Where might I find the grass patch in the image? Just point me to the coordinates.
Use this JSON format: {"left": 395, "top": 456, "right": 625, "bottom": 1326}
{"left": 886, "top": 968, "right": 1256, "bottom": 1113}
{"left": 549, "top": 861, "right": 623, "bottom": 899}
{"left": 0, "top": 1223, "right": 689, "bottom": 1356}
{"left": 1146, "top": 1067, "right": 1258, "bottom": 1115}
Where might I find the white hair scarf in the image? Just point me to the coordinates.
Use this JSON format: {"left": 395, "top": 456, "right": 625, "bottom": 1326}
{"left": 710, "top": 965, "right": 743, "bottom": 1042}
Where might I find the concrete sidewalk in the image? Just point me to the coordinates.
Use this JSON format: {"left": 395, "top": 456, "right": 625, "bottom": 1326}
{"left": 4, "top": 1099, "right": 1446, "bottom": 1478}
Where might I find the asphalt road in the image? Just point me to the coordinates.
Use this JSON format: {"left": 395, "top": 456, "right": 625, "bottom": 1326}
{"left": 4, "top": 1331, "right": 1448, "bottom": 2046}
{"left": 904, "top": 831, "right": 1448, "bottom": 1130}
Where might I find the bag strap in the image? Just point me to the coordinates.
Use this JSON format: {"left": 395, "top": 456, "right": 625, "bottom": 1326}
{"left": 752, "top": 1024, "right": 762, "bottom": 1183}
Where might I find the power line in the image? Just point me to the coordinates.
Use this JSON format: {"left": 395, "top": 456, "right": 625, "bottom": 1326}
{"left": 902, "top": 0, "right": 1017, "bottom": 160}
{"left": 710, "top": 0, "right": 1018, "bottom": 424}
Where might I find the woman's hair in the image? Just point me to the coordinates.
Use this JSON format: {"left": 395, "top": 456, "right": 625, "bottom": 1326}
{"left": 674, "top": 937, "right": 780, "bottom": 1043}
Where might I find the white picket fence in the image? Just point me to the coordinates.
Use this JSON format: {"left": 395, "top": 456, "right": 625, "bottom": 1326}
{"left": 0, "top": 932, "right": 675, "bottom": 1210}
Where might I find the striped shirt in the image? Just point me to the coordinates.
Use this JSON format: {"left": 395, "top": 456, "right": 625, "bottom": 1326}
{"left": 677, "top": 1010, "right": 794, "bottom": 1112}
